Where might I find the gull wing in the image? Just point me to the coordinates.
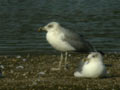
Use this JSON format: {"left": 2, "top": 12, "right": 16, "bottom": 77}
{"left": 62, "top": 29, "right": 95, "bottom": 52}
{"left": 76, "top": 60, "right": 85, "bottom": 72}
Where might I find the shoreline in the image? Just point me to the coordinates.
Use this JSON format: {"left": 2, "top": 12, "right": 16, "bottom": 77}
{"left": 0, "top": 51, "right": 120, "bottom": 56}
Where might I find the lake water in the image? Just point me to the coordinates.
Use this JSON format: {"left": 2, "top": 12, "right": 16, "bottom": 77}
{"left": 0, "top": 0, "right": 120, "bottom": 55}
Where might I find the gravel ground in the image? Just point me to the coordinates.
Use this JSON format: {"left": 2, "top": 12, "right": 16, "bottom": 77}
{"left": 0, "top": 53, "right": 120, "bottom": 90}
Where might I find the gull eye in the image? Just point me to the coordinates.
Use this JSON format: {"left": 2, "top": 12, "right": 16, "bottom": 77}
{"left": 48, "top": 24, "right": 53, "bottom": 28}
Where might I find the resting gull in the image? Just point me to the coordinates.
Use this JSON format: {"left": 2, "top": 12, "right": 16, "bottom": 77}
{"left": 74, "top": 52, "right": 106, "bottom": 78}
{"left": 38, "top": 22, "right": 96, "bottom": 70}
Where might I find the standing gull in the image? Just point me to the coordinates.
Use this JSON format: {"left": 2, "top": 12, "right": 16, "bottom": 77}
{"left": 74, "top": 52, "right": 106, "bottom": 78}
{"left": 38, "top": 22, "right": 96, "bottom": 70}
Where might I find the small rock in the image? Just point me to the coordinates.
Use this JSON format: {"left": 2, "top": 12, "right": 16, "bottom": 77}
{"left": 23, "top": 73, "right": 27, "bottom": 76}
{"left": 68, "top": 54, "right": 71, "bottom": 57}
{"left": 16, "top": 55, "right": 21, "bottom": 59}
{"left": 107, "top": 71, "right": 110, "bottom": 74}
{"left": 23, "top": 58, "right": 27, "bottom": 62}
{"left": 37, "top": 78, "right": 41, "bottom": 82}
{"left": 38, "top": 72, "right": 45, "bottom": 75}
{"left": 16, "top": 66, "right": 24, "bottom": 69}
{"left": 0, "top": 65, "right": 4, "bottom": 69}
{"left": 32, "top": 81, "right": 37, "bottom": 85}
{"left": 10, "top": 70, "right": 14, "bottom": 73}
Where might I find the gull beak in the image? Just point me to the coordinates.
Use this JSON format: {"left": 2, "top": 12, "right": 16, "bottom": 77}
{"left": 38, "top": 27, "right": 45, "bottom": 32}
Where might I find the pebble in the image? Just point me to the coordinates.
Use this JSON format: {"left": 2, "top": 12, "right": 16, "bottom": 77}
{"left": 0, "top": 65, "right": 4, "bottom": 69}
{"left": 32, "top": 81, "right": 37, "bottom": 86}
{"left": 16, "top": 55, "right": 21, "bottom": 59}
{"left": 38, "top": 72, "right": 45, "bottom": 75}
{"left": 16, "top": 66, "right": 24, "bottom": 69}
{"left": 10, "top": 70, "right": 14, "bottom": 73}
{"left": 23, "top": 58, "right": 27, "bottom": 62}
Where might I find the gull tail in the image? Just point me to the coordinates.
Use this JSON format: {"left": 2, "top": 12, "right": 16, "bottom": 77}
{"left": 74, "top": 71, "right": 83, "bottom": 77}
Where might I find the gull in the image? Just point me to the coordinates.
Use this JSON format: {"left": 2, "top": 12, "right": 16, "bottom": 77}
{"left": 38, "top": 22, "right": 96, "bottom": 70}
{"left": 74, "top": 52, "right": 106, "bottom": 78}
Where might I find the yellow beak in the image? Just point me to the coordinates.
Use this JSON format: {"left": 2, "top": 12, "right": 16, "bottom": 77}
{"left": 38, "top": 27, "right": 43, "bottom": 32}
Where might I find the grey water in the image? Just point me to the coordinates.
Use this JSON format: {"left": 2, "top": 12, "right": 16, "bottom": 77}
{"left": 0, "top": 0, "right": 120, "bottom": 55}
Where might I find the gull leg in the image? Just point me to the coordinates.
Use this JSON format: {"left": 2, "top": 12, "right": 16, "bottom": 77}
{"left": 58, "top": 52, "right": 63, "bottom": 69}
{"left": 51, "top": 53, "right": 63, "bottom": 71}
{"left": 64, "top": 52, "right": 69, "bottom": 70}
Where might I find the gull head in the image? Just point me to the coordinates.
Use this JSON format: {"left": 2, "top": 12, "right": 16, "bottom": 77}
{"left": 86, "top": 52, "right": 103, "bottom": 62}
{"left": 38, "top": 22, "right": 60, "bottom": 32}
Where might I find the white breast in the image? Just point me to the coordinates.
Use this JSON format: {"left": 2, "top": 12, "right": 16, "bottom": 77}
{"left": 46, "top": 31, "right": 75, "bottom": 52}
{"left": 82, "top": 61, "right": 105, "bottom": 78}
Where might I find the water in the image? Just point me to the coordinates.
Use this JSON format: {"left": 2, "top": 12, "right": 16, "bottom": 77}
{"left": 0, "top": 0, "right": 120, "bottom": 55}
